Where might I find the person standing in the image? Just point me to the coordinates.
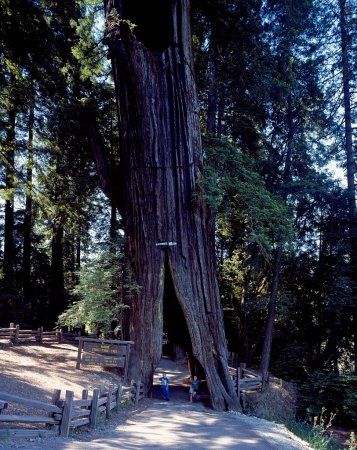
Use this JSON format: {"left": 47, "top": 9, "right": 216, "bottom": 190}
{"left": 159, "top": 372, "right": 170, "bottom": 400}
{"left": 189, "top": 375, "right": 202, "bottom": 402}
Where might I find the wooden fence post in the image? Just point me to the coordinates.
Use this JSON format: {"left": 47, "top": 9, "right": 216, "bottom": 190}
{"left": 106, "top": 385, "right": 113, "bottom": 418}
{"left": 116, "top": 383, "right": 122, "bottom": 412}
{"left": 135, "top": 379, "right": 141, "bottom": 407}
{"left": 82, "top": 389, "right": 88, "bottom": 401}
{"left": 124, "top": 343, "right": 131, "bottom": 383}
{"left": 49, "top": 389, "right": 61, "bottom": 430}
{"left": 60, "top": 390, "right": 74, "bottom": 437}
{"left": 0, "top": 400, "right": 8, "bottom": 414}
{"left": 90, "top": 388, "right": 99, "bottom": 429}
{"left": 9, "top": 323, "right": 14, "bottom": 343}
{"left": 38, "top": 327, "right": 43, "bottom": 344}
{"left": 57, "top": 328, "right": 64, "bottom": 343}
{"left": 99, "top": 384, "right": 106, "bottom": 397}
{"left": 76, "top": 338, "right": 84, "bottom": 369}
{"left": 51, "top": 389, "right": 61, "bottom": 406}
{"left": 14, "top": 324, "right": 20, "bottom": 344}
{"left": 236, "top": 367, "right": 241, "bottom": 396}
{"left": 262, "top": 371, "right": 269, "bottom": 390}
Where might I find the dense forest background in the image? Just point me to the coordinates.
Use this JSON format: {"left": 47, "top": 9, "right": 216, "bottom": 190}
{"left": 0, "top": 0, "right": 356, "bottom": 426}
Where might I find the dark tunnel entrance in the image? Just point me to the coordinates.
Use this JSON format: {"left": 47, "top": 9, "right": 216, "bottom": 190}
{"left": 162, "top": 254, "right": 205, "bottom": 380}
{"left": 162, "top": 258, "right": 191, "bottom": 360}
{"left": 152, "top": 253, "right": 209, "bottom": 404}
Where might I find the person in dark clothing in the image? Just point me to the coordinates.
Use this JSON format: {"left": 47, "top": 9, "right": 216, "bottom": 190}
{"left": 189, "top": 375, "right": 204, "bottom": 402}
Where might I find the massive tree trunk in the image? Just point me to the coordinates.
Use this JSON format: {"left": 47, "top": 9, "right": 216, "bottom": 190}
{"left": 101, "top": 0, "right": 240, "bottom": 410}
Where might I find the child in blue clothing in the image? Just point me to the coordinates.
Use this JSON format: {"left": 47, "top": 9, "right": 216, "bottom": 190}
{"left": 189, "top": 375, "right": 205, "bottom": 402}
{"left": 159, "top": 372, "right": 170, "bottom": 400}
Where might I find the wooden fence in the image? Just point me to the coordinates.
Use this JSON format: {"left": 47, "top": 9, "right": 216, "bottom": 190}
{"left": 233, "top": 364, "right": 266, "bottom": 397}
{"left": 0, "top": 380, "right": 144, "bottom": 439}
{"left": 228, "top": 353, "right": 268, "bottom": 397}
{"left": 0, "top": 324, "right": 95, "bottom": 345}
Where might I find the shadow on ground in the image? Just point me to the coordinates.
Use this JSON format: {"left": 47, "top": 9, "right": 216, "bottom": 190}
{"left": 152, "top": 356, "right": 211, "bottom": 407}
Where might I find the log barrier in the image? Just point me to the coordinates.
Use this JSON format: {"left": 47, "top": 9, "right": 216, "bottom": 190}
{"left": 0, "top": 380, "right": 144, "bottom": 439}
{"left": 0, "top": 323, "right": 96, "bottom": 345}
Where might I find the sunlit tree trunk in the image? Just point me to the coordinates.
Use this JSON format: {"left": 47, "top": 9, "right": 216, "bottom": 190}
{"left": 48, "top": 156, "right": 66, "bottom": 327}
{"left": 99, "top": 0, "right": 240, "bottom": 410}
{"left": 206, "top": 20, "right": 218, "bottom": 135}
{"left": 3, "top": 91, "right": 16, "bottom": 287}
{"left": 23, "top": 89, "right": 35, "bottom": 310}
{"left": 339, "top": 0, "right": 357, "bottom": 372}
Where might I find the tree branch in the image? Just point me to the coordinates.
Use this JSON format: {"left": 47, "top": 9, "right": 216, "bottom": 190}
{"left": 83, "top": 109, "right": 122, "bottom": 211}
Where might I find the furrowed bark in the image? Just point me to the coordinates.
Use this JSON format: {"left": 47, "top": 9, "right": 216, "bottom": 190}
{"left": 103, "top": 0, "right": 240, "bottom": 410}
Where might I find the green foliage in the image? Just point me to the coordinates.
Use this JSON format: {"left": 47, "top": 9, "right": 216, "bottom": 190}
{"left": 347, "top": 432, "right": 356, "bottom": 450}
{"left": 202, "top": 135, "right": 293, "bottom": 257}
{"left": 69, "top": 2, "right": 107, "bottom": 83}
{"left": 243, "top": 379, "right": 338, "bottom": 449}
{"left": 0, "top": 0, "right": 355, "bottom": 428}
{"left": 299, "top": 372, "right": 357, "bottom": 426}
{"left": 286, "top": 416, "right": 338, "bottom": 450}
{"left": 57, "top": 246, "right": 140, "bottom": 335}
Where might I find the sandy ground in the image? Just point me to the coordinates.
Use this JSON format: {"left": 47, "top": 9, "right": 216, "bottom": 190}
{"left": 0, "top": 341, "right": 124, "bottom": 406}
{"left": 0, "top": 342, "right": 313, "bottom": 450}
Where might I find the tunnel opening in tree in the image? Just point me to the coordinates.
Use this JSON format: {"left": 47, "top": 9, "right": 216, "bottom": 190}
{"left": 162, "top": 255, "right": 191, "bottom": 359}
{"left": 162, "top": 252, "right": 206, "bottom": 380}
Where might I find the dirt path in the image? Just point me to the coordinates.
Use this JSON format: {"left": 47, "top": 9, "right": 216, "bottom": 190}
{"left": 0, "top": 347, "right": 312, "bottom": 450}
{"left": 26, "top": 401, "right": 307, "bottom": 450}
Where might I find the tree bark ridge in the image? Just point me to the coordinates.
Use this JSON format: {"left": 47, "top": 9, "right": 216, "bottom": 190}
{"left": 103, "top": 0, "right": 240, "bottom": 410}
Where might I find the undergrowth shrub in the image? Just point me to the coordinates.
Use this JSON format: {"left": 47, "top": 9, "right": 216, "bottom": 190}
{"left": 243, "top": 379, "right": 340, "bottom": 450}
{"left": 242, "top": 377, "right": 297, "bottom": 422}
{"left": 286, "top": 416, "right": 337, "bottom": 450}
{"left": 298, "top": 372, "right": 357, "bottom": 426}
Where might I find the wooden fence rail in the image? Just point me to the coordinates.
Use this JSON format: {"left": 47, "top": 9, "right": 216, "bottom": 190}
{"left": 0, "top": 323, "right": 62, "bottom": 344}
{"left": 0, "top": 323, "right": 96, "bottom": 345}
{"left": 0, "top": 380, "right": 144, "bottom": 439}
{"left": 233, "top": 364, "right": 266, "bottom": 397}
{"left": 0, "top": 391, "right": 62, "bottom": 438}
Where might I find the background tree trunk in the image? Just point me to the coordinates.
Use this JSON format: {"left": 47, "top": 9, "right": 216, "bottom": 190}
{"left": 206, "top": 19, "right": 218, "bottom": 135}
{"left": 48, "top": 156, "right": 66, "bottom": 327}
{"left": 339, "top": 0, "right": 357, "bottom": 373}
{"left": 49, "top": 224, "right": 65, "bottom": 326}
{"left": 3, "top": 91, "right": 16, "bottom": 287}
{"left": 260, "top": 95, "right": 294, "bottom": 375}
{"left": 260, "top": 248, "right": 282, "bottom": 374}
{"left": 23, "top": 90, "right": 35, "bottom": 311}
{"left": 103, "top": 0, "right": 240, "bottom": 410}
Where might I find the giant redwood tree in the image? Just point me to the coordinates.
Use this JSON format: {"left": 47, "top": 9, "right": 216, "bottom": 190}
{"left": 93, "top": 0, "right": 240, "bottom": 410}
